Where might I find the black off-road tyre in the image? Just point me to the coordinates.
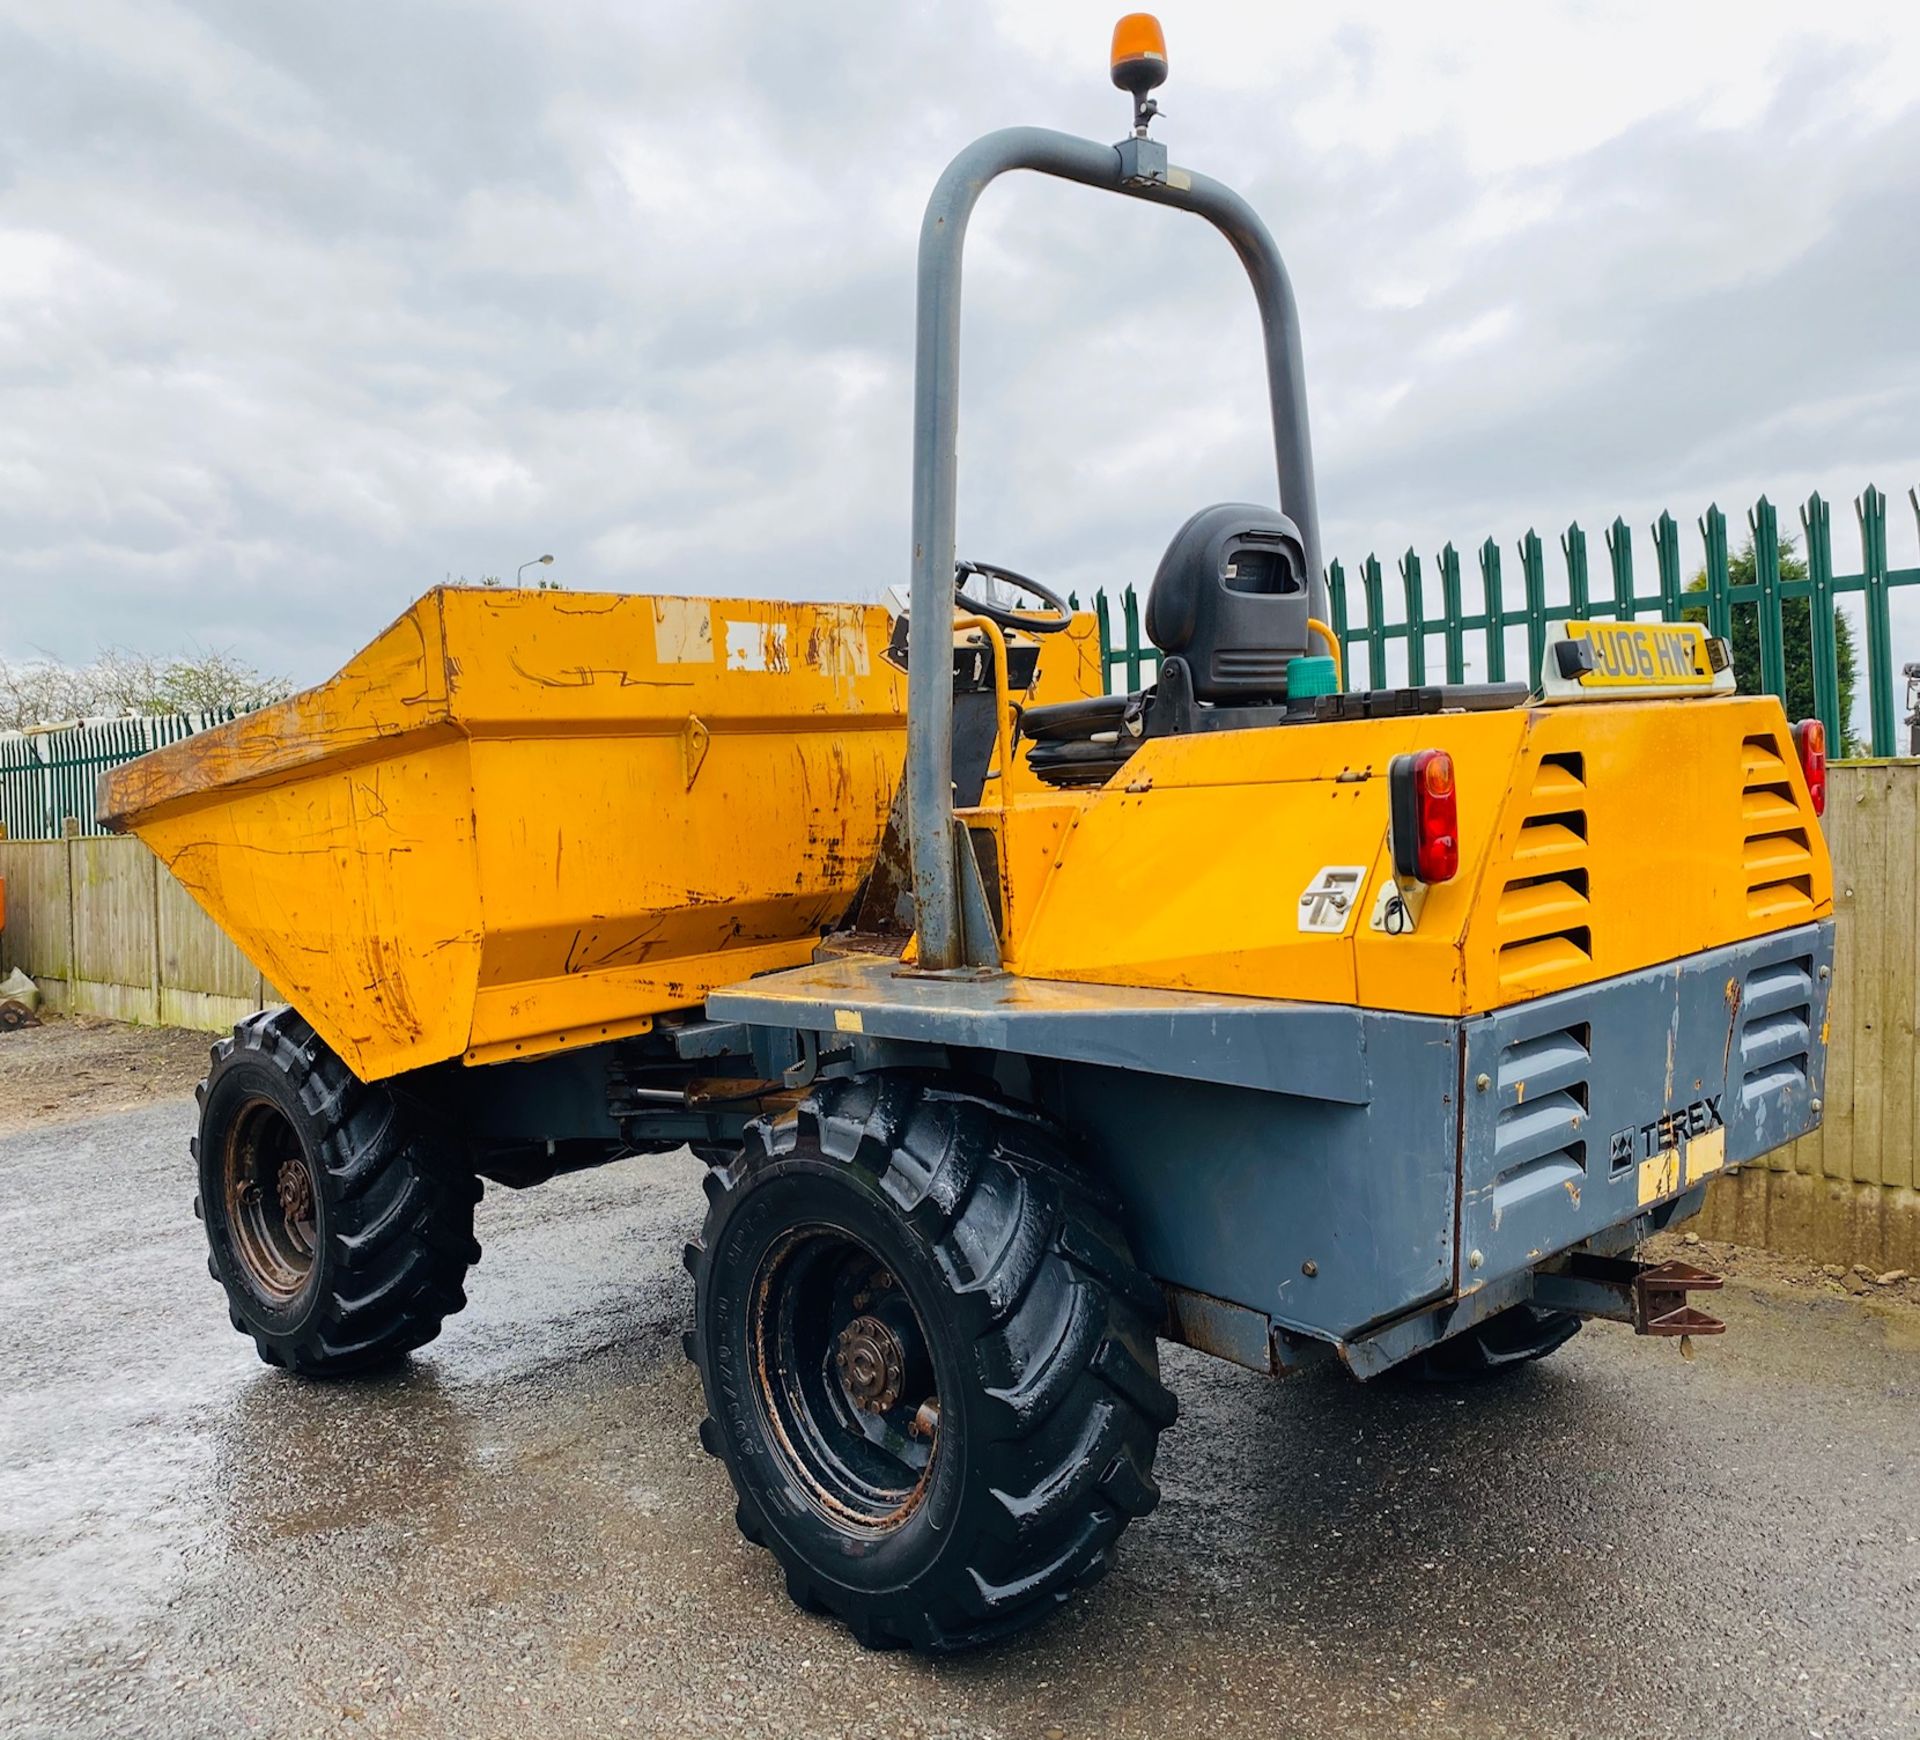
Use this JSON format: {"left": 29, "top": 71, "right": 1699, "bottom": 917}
{"left": 1392, "top": 1303, "right": 1582, "bottom": 1383}
{"left": 193, "top": 1007, "right": 482, "bottom": 1376}
{"left": 685, "top": 1072, "right": 1175, "bottom": 1653}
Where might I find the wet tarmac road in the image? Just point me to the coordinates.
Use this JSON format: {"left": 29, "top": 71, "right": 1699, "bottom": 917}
{"left": 3, "top": 1096, "right": 1918, "bottom": 1739}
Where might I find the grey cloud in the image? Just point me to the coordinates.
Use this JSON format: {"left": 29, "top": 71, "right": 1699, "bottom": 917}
{"left": 0, "top": 2, "right": 1915, "bottom": 710}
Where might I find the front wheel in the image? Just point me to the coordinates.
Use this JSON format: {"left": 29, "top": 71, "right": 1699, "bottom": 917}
{"left": 193, "top": 1008, "right": 482, "bottom": 1375}
{"left": 685, "top": 1073, "right": 1175, "bottom": 1652}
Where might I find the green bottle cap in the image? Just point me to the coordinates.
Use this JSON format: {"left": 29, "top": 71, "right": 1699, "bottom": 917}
{"left": 1288, "top": 654, "right": 1339, "bottom": 699}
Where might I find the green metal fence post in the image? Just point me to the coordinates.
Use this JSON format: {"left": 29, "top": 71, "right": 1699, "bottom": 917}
{"left": 1518, "top": 530, "right": 1547, "bottom": 684}
{"left": 1856, "top": 485, "right": 1896, "bottom": 756}
{"left": 1326, "top": 560, "right": 1352, "bottom": 691}
{"left": 1653, "top": 511, "right": 1683, "bottom": 621}
{"left": 1400, "top": 548, "right": 1427, "bottom": 685}
{"left": 1605, "top": 516, "right": 1635, "bottom": 621}
{"left": 1700, "top": 504, "right": 1732, "bottom": 642}
{"left": 1801, "top": 492, "right": 1839, "bottom": 747}
{"left": 1478, "top": 538, "right": 1507, "bottom": 682}
{"left": 1438, "top": 543, "right": 1465, "bottom": 683}
{"left": 1121, "top": 583, "right": 1146, "bottom": 693}
{"left": 1561, "top": 521, "right": 1591, "bottom": 620}
{"left": 1095, "top": 590, "right": 1114, "bottom": 694}
{"left": 1361, "top": 554, "right": 1388, "bottom": 689}
{"left": 1750, "top": 496, "right": 1787, "bottom": 705}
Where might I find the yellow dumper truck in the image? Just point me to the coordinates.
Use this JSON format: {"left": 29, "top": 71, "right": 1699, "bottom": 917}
{"left": 101, "top": 18, "right": 1833, "bottom": 1652}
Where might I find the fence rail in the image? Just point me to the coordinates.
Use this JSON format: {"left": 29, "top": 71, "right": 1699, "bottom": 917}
{"left": 0, "top": 712, "right": 234, "bottom": 842}
{"left": 1085, "top": 483, "right": 1920, "bottom": 754}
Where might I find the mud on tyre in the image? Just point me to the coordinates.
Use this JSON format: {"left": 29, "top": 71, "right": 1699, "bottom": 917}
{"left": 194, "top": 1007, "right": 482, "bottom": 1375}
{"left": 685, "top": 1072, "right": 1176, "bottom": 1652}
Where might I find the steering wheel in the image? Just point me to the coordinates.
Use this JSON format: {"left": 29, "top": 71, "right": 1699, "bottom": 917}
{"left": 953, "top": 559, "right": 1073, "bottom": 635}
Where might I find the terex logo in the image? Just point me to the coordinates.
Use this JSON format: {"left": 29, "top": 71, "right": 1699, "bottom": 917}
{"left": 1609, "top": 1094, "right": 1724, "bottom": 1171}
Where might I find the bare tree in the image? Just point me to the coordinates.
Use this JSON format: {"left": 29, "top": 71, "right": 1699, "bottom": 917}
{"left": 0, "top": 648, "right": 293, "bottom": 731}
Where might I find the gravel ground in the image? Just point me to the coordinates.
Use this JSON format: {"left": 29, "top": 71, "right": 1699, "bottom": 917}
{"left": 2, "top": 1060, "right": 1918, "bottom": 1737}
{"left": 0, "top": 1014, "right": 213, "bottom": 1136}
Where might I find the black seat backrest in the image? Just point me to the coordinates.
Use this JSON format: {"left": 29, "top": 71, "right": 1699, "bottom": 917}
{"left": 1143, "top": 503, "right": 1311, "bottom": 700}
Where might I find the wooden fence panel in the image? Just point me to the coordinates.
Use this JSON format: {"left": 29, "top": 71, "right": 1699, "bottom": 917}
{"left": 157, "top": 862, "right": 263, "bottom": 1030}
{"left": 0, "top": 836, "right": 263, "bottom": 1031}
{"left": 69, "top": 836, "right": 156, "bottom": 1022}
{"left": 1698, "top": 762, "right": 1920, "bottom": 1268}
{"left": 0, "top": 840, "right": 72, "bottom": 988}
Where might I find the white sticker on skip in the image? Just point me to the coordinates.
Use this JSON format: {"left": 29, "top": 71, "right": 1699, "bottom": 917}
{"left": 725, "top": 620, "right": 788, "bottom": 673}
{"left": 652, "top": 598, "right": 714, "bottom": 664}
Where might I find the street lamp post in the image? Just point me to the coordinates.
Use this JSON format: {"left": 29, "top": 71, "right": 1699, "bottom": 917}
{"left": 517, "top": 554, "right": 555, "bottom": 588}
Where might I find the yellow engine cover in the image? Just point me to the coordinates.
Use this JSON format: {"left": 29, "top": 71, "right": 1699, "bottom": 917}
{"left": 994, "top": 695, "right": 1832, "bottom": 1016}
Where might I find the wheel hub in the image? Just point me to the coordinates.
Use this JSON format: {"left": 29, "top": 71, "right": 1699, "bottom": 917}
{"left": 222, "top": 1097, "right": 319, "bottom": 1305}
{"left": 835, "top": 1314, "right": 906, "bottom": 1414}
{"left": 748, "top": 1228, "right": 940, "bottom": 1532}
{"left": 276, "top": 1157, "right": 315, "bottom": 1227}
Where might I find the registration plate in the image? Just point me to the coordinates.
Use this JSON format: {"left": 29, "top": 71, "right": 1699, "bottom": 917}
{"left": 1539, "top": 620, "right": 1734, "bottom": 701}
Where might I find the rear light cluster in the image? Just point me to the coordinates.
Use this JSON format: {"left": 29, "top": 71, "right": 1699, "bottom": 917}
{"left": 1390, "top": 748, "right": 1458, "bottom": 884}
{"left": 1792, "top": 719, "right": 1827, "bottom": 817}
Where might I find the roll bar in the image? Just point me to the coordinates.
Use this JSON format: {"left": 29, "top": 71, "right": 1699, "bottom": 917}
{"left": 906, "top": 125, "right": 1323, "bottom": 969}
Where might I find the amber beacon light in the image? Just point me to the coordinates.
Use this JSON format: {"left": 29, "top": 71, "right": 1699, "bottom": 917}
{"left": 1111, "top": 13, "right": 1168, "bottom": 131}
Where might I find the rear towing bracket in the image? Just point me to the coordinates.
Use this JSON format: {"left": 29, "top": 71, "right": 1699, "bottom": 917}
{"left": 1533, "top": 1253, "right": 1727, "bottom": 1339}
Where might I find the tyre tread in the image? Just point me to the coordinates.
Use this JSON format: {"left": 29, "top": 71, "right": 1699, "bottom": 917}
{"left": 686, "top": 1071, "right": 1172, "bottom": 1654}
{"left": 197, "top": 1006, "right": 480, "bottom": 1378}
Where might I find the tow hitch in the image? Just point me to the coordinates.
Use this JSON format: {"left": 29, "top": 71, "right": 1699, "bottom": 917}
{"left": 1533, "top": 1253, "right": 1727, "bottom": 1338}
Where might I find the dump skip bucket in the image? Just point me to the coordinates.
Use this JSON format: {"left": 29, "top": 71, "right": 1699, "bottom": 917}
{"left": 100, "top": 588, "right": 906, "bottom": 1081}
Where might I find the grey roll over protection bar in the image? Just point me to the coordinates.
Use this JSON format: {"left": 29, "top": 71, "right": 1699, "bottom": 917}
{"left": 905, "top": 125, "right": 1324, "bottom": 970}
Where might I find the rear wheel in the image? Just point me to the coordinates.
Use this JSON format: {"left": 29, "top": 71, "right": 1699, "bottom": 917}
{"left": 194, "top": 1008, "right": 482, "bottom": 1375}
{"left": 685, "top": 1072, "right": 1174, "bottom": 1652}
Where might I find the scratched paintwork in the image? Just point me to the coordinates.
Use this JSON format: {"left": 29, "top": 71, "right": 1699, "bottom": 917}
{"left": 99, "top": 588, "right": 909, "bottom": 1082}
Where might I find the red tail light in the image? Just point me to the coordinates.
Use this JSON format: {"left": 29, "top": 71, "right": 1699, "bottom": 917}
{"left": 1390, "top": 748, "right": 1459, "bottom": 884}
{"left": 1793, "top": 719, "right": 1827, "bottom": 817}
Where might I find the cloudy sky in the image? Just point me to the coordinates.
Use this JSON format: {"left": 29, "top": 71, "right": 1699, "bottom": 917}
{"left": 3, "top": 0, "right": 1919, "bottom": 702}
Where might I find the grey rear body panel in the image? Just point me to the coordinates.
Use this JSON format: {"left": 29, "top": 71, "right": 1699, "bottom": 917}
{"left": 1456, "top": 922, "right": 1831, "bottom": 1288}
{"left": 711, "top": 921, "right": 1832, "bottom": 1365}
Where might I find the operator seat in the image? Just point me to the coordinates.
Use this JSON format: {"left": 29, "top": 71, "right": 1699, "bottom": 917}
{"left": 1021, "top": 502, "right": 1313, "bottom": 785}
{"left": 1143, "top": 503, "right": 1312, "bottom": 699}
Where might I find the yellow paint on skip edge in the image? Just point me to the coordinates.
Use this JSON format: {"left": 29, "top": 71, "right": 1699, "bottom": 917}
{"left": 834, "top": 1008, "right": 865, "bottom": 1034}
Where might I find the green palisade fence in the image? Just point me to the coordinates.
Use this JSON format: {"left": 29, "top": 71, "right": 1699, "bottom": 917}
{"left": 1089, "top": 484, "right": 1920, "bottom": 756}
{"left": 0, "top": 713, "right": 234, "bottom": 841}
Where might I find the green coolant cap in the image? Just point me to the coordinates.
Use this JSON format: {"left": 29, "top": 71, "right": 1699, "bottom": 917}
{"left": 1288, "top": 654, "right": 1338, "bottom": 698}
